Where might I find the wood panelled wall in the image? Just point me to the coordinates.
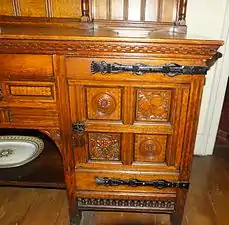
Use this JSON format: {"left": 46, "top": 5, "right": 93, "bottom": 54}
{"left": 92, "top": 0, "right": 177, "bottom": 22}
{"left": 0, "top": 0, "right": 177, "bottom": 22}
{"left": 0, "top": 0, "right": 81, "bottom": 18}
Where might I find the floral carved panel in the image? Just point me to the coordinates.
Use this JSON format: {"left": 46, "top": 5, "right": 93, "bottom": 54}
{"left": 88, "top": 133, "right": 121, "bottom": 161}
{"left": 135, "top": 89, "right": 171, "bottom": 122}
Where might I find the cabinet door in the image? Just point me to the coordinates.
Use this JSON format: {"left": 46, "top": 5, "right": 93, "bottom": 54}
{"left": 69, "top": 81, "right": 190, "bottom": 172}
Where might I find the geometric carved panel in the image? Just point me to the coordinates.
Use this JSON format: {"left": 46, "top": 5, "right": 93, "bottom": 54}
{"left": 9, "top": 86, "right": 52, "bottom": 97}
{"left": 86, "top": 87, "right": 121, "bottom": 120}
{"left": 134, "top": 134, "right": 167, "bottom": 163}
{"left": 2, "top": 82, "right": 56, "bottom": 102}
{"left": 88, "top": 133, "right": 121, "bottom": 161}
{"left": 136, "top": 89, "right": 171, "bottom": 122}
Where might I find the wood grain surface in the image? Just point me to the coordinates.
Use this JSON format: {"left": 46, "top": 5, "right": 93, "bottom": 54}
{"left": 0, "top": 147, "right": 228, "bottom": 225}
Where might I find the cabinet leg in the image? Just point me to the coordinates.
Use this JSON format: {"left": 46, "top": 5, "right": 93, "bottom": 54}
{"left": 172, "top": 189, "right": 188, "bottom": 225}
{"left": 68, "top": 194, "right": 82, "bottom": 225}
{"left": 70, "top": 210, "right": 82, "bottom": 225}
{"left": 170, "top": 213, "right": 182, "bottom": 225}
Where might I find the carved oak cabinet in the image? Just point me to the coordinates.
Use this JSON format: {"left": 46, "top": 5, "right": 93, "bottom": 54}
{"left": 0, "top": 23, "right": 223, "bottom": 225}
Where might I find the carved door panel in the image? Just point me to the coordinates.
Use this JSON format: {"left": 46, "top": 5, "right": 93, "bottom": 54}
{"left": 69, "top": 81, "right": 190, "bottom": 172}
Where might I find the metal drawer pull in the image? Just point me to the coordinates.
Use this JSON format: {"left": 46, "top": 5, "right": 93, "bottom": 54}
{"left": 91, "top": 61, "right": 208, "bottom": 76}
{"left": 96, "top": 177, "right": 189, "bottom": 189}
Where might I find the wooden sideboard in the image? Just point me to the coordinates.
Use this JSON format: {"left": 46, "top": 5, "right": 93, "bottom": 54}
{"left": 0, "top": 23, "right": 223, "bottom": 225}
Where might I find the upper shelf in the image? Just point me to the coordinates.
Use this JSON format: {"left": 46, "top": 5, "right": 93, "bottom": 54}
{"left": 0, "top": 0, "right": 188, "bottom": 32}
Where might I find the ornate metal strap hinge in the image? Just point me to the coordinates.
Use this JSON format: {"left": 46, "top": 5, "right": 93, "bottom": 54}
{"left": 91, "top": 61, "right": 208, "bottom": 76}
{"left": 96, "top": 177, "right": 189, "bottom": 189}
{"left": 72, "top": 123, "right": 85, "bottom": 147}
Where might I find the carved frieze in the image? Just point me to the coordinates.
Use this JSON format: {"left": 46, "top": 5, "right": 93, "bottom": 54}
{"left": 88, "top": 133, "right": 120, "bottom": 161}
{"left": 78, "top": 198, "right": 175, "bottom": 211}
{"left": 136, "top": 89, "right": 171, "bottom": 122}
{"left": 0, "top": 40, "right": 219, "bottom": 59}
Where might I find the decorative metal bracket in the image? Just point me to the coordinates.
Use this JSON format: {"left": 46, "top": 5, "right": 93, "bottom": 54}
{"left": 72, "top": 123, "right": 85, "bottom": 147}
{"left": 91, "top": 61, "right": 208, "bottom": 76}
{"left": 96, "top": 177, "right": 189, "bottom": 189}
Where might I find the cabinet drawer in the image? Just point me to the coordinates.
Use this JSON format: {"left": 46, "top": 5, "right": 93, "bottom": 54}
{"left": 66, "top": 57, "right": 201, "bottom": 82}
{"left": 75, "top": 170, "right": 179, "bottom": 194}
{"left": 0, "top": 108, "right": 59, "bottom": 128}
{"left": 0, "top": 54, "right": 53, "bottom": 77}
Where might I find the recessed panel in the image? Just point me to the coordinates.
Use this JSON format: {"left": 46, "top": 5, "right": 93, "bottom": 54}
{"left": 20, "top": 0, "right": 46, "bottom": 17}
{"left": 2, "top": 81, "right": 56, "bottom": 102}
{"left": 53, "top": 0, "right": 81, "bottom": 18}
{"left": 134, "top": 134, "right": 167, "bottom": 163}
{"left": 135, "top": 89, "right": 171, "bottom": 122}
{"left": 86, "top": 87, "right": 121, "bottom": 121}
{"left": 0, "top": 0, "right": 13, "bottom": 16}
{"left": 88, "top": 133, "right": 121, "bottom": 161}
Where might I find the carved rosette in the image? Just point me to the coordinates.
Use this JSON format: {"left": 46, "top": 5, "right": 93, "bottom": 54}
{"left": 135, "top": 135, "right": 167, "bottom": 163}
{"left": 87, "top": 87, "right": 121, "bottom": 120}
{"left": 88, "top": 133, "right": 120, "bottom": 161}
{"left": 92, "top": 93, "right": 116, "bottom": 116}
{"left": 136, "top": 89, "right": 171, "bottom": 121}
{"left": 139, "top": 139, "right": 161, "bottom": 159}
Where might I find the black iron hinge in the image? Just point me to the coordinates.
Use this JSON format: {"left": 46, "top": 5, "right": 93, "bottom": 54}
{"left": 91, "top": 61, "right": 208, "bottom": 76}
{"left": 72, "top": 123, "right": 85, "bottom": 147}
{"left": 72, "top": 123, "right": 85, "bottom": 132}
{"left": 96, "top": 177, "right": 189, "bottom": 189}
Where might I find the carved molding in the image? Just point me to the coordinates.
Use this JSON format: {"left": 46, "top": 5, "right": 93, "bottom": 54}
{"left": 0, "top": 39, "right": 219, "bottom": 59}
{"left": 39, "top": 129, "right": 62, "bottom": 152}
{"left": 78, "top": 198, "right": 175, "bottom": 211}
{"left": 0, "top": 108, "right": 10, "bottom": 123}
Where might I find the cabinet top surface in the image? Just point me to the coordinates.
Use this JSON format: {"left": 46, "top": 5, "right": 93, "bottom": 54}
{"left": 0, "top": 23, "right": 223, "bottom": 46}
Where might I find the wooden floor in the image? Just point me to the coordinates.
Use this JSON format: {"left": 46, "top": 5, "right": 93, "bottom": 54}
{"left": 0, "top": 146, "right": 229, "bottom": 225}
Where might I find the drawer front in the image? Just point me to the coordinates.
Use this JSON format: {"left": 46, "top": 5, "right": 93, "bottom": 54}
{"left": 66, "top": 57, "right": 204, "bottom": 82}
{"left": 0, "top": 81, "right": 56, "bottom": 107}
{"left": 75, "top": 171, "right": 179, "bottom": 194}
{"left": 0, "top": 54, "right": 53, "bottom": 77}
{"left": 70, "top": 80, "right": 190, "bottom": 172}
{"left": 0, "top": 108, "right": 59, "bottom": 128}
